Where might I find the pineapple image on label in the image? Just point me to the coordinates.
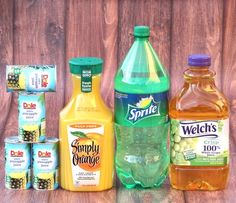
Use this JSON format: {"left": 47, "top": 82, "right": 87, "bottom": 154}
{"left": 34, "top": 172, "right": 54, "bottom": 190}
{"left": 7, "top": 172, "right": 26, "bottom": 189}
{"left": 7, "top": 71, "right": 26, "bottom": 90}
{"left": 20, "top": 124, "right": 40, "bottom": 142}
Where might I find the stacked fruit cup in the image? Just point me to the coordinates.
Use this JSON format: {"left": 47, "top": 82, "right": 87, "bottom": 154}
{"left": 5, "top": 65, "right": 58, "bottom": 190}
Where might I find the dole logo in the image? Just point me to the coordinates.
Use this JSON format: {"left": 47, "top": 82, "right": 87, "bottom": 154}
{"left": 180, "top": 121, "right": 218, "bottom": 138}
{"left": 11, "top": 150, "right": 23, "bottom": 157}
{"left": 23, "top": 102, "right": 36, "bottom": 109}
{"left": 126, "top": 96, "right": 160, "bottom": 124}
{"left": 38, "top": 150, "right": 51, "bottom": 157}
{"left": 41, "top": 75, "right": 48, "bottom": 87}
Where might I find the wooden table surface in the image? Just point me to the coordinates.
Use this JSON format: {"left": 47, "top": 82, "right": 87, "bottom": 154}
{"left": 0, "top": 145, "right": 235, "bottom": 203}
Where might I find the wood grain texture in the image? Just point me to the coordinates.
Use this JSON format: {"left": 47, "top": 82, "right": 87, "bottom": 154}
{"left": 100, "top": 0, "right": 118, "bottom": 108}
{"left": 222, "top": 0, "right": 236, "bottom": 147}
{"left": 65, "top": 0, "right": 118, "bottom": 108}
{"left": 65, "top": 0, "right": 102, "bottom": 103}
{"left": 49, "top": 188, "right": 116, "bottom": 203}
{"left": 118, "top": 0, "right": 171, "bottom": 70}
{"left": 0, "top": 0, "right": 13, "bottom": 140}
{"left": 170, "top": 0, "right": 223, "bottom": 96}
{"left": 7, "top": 0, "right": 66, "bottom": 138}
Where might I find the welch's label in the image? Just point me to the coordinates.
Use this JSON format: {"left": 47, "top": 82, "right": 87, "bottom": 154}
{"left": 179, "top": 121, "right": 218, "bottom": 138}
{"left": 115, "top": 91, "right": 168, "bottom": 127}
{"left": 170, "top": 119, "right": 229, "bottom": 166}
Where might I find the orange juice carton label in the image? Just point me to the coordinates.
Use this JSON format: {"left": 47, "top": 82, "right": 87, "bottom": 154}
{"left": 67, "top": 123, "right": 103, "bottom": 187}
{"left": 170, "top": 119, "right": 229, "bottom": 166}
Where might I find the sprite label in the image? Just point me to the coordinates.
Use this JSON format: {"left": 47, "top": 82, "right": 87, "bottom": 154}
{"left": 115, "top": 90, "right": 168, "bottom": 127}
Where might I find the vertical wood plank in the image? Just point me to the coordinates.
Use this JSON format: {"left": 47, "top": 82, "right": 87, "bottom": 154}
{"left": 0, "top": 0, "right": 13, "bottom": 140}
{"left": 0, "top": 146, "right": 5, "bottom": 189}
{"left": 222, "top": 153, "right": 236, "bottom": 203}
{"left": 222, "top": 0, "right": 236, "bottom": 148}
{"left": 170, "top": 0, "right": 223, "bottom": 96}
{"left": 118, "top": 0, "right": 171, "bottom": 70}
{"left": 65, "top": 0, "right": 118, "bottom": 108}
{"left": 4, "top": 0, "right": 66, "bottom": 138}
{"left": 100, "top": 0, "right": 118, "bottom": 108}
{"left": 171, "top": 0, "right": 225, "bottom": 201}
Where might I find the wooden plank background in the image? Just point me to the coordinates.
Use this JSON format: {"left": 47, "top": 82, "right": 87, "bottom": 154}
{"left": 0, "top": 0, "right": 236, "bottom": 202}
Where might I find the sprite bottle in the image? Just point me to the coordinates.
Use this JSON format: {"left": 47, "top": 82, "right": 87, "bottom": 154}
{"left": 114, "top": 26, "right": 170, "bottom": 188}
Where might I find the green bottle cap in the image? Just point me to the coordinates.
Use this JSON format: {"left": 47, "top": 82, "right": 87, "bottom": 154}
{"left": 69, "top": 57, "right": 103, "bottom": 75}
{"left": 133, "top": 26, "right": 150, "bottom": 37}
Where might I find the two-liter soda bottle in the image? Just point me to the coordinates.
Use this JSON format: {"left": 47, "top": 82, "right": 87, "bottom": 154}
{"left": 114, "top": 26, "right": 170, "bottom": 188}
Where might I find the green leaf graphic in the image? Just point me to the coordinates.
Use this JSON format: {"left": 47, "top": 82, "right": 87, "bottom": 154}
{"left": 71, "top": 131, "right": 87, "bottom": 138}
{"left": 38, "top": 94, "right": 45, "bottom": 105}
{"left": 218, "top": 120, "right": 224, "bottom": 132}
{"left": 48, "top": 88, "right": 55, "bottom": 92}
{"left": 53, "top": 143, "right": 58, "bottom": 150}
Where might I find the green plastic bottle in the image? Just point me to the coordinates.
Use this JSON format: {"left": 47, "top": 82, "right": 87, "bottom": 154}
{"left": 114, "top": 26, "right": 170, "bottom": 188}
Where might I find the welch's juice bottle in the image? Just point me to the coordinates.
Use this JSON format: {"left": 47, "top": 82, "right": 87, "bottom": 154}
{"left": 114, "top": 26, "right": 170, "bottom": 188}
{"left": 169, "top": 54, "right": 229, "bottom": 190}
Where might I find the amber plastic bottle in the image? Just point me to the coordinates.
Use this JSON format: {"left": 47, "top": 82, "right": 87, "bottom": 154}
{"left": 169, "top": 54, "right": 229, "bottom": 190}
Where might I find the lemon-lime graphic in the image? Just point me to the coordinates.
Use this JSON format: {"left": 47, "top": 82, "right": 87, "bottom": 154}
{"left": 136, "top": 96, "right": 153, "bottom": 108}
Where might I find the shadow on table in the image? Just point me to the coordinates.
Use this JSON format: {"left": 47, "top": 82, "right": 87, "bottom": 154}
{"left": 116, "top": 184, "right": 183, "bottom": 203}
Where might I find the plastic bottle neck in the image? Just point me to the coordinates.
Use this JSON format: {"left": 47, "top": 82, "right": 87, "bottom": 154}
{"left": 71, "top": 74, "right": 101, "bottom": 97}
{"left": 134, "top": 36, "right": 149, "bottom": 41}
{"left": 184, "top": 66, "right": 216, "bottom": 83}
